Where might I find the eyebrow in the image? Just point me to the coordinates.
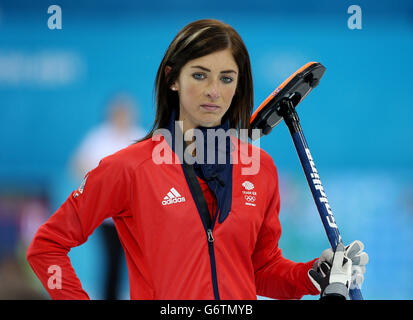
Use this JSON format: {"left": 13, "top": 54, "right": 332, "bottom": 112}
{"left": 190, "top": 65, "right": 238, "bottom": 74}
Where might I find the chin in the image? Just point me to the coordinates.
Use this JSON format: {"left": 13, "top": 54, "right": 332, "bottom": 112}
{"left": 196, "top": 115, "right": 223, "bottom": 128}
{"left": 198, "top": 120, "right": 221, "bottom": 128}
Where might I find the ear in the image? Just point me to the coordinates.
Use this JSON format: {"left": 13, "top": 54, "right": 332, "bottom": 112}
{"left": 164, "top": 65, "right": 172, "bottom": 77}
{"left": 170, "top": 82, "right": 179, "bottom": 91}
{"left": 164, "top": 66, "right": 179, "bottom": 91}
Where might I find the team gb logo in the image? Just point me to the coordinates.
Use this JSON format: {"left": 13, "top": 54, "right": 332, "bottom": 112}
{"left": 242, "top": 181, "right": 254, "bottom": 190}
{"left": 242, "top": 181, "right": 256, "bottom": 207}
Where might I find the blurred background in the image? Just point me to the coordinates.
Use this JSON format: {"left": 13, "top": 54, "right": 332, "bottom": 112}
{"left": 0, "top": 0, "right": 412, "bottom": 300}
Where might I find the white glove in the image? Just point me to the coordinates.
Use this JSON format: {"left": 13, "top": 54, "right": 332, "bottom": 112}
{"left": 308, "top": 242, "right": 352, "bottom": 299}
{"left": 316, "top": 240, "right": 369, "bottom": 290}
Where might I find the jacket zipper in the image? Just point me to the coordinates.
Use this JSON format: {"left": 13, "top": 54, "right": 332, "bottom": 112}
{"left": 206, "top": 212, "right": 220, "bottom": 300}
{"left": 180, "top": 162, "right": 221, "bottom": 299}
{"left": 207, "top": 229, "right": 214, "bottom": 242}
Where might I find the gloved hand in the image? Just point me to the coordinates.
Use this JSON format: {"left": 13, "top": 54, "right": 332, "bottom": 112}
{"left": 308, "top": 242, "right": 352, "bottom": 299}
{"left": 316, "top": 240, "right": 369, "bottom": 290}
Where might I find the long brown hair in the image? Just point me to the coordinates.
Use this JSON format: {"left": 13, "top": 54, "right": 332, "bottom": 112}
{"left": 138, "top": 19, "right": 253, "bottom": 142}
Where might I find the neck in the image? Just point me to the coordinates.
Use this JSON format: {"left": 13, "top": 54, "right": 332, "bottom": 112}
{"left": 180, "top": 119, "right": 222, "bottom": 137}
{"left": 179, "top": 120, "right": 227, "bottom": 158}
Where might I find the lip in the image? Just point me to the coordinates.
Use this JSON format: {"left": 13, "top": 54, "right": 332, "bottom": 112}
{"left": 200, "top": 103, "right": 221, "bottom": 111}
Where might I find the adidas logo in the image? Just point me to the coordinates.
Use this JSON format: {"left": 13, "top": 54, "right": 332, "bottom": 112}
{"left": 162, "top": 187, "right": 186, "bottom": 206}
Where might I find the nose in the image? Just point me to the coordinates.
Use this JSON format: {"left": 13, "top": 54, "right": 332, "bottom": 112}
{"left": 205, "top": 80, "right": 220, "bottom": 100}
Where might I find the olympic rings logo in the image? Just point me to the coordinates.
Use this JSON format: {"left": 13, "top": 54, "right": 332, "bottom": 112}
{"left": 245, "top": 195, "right": 256, "bottom": 202}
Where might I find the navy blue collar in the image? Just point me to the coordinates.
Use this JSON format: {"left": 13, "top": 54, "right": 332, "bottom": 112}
{"left": 164, "top": 108, "right": 233, "bottom": 223}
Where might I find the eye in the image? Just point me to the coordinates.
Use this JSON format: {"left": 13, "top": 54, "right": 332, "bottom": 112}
{"left": 221, "top": 76, "right": 234, "bottom": 84}
{"left": 192, "top": 73, "right": 206, "bottom": 80}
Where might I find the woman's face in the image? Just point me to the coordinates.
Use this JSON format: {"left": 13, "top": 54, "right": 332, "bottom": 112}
{"left": 172, "top": 48, "right": 239, "bottom": 132}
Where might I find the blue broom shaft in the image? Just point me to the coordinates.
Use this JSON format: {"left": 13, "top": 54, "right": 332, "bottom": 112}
{"left": 291, "top": 131, "right": 363, "bottom": 300}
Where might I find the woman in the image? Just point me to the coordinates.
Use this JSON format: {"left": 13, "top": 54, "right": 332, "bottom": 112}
{"left": 27, "top": 19, "right": 367, "bottom": 300}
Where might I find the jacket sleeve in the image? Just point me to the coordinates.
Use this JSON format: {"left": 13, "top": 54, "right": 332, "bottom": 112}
{"left": 26, "top": 154, "right": 132, "bottom": 299}
{"left": 252, "top": 162, "right": 320, "bottom": 300}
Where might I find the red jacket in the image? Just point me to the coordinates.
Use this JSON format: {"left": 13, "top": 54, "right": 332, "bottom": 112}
{"left": 27, "top": 133, "right": 319, "bottom": 300}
